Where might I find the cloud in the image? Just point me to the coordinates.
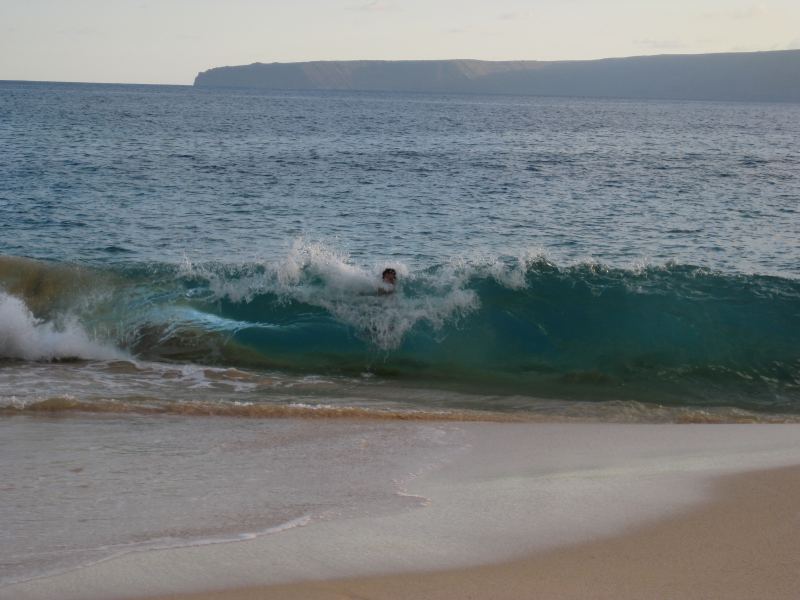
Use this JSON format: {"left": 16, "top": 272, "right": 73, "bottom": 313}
{"left": 634, "top": 39, "right": 689, "bottom": 51}
{"left": 348, "top": 0, "right": 393, "bottom": 11}
{"left": 56, "top": 27, "right": 101, "bottom": 37}
{"left": 702, "top": 3, "right": 768, "bottom": 19}
{"left": 728, "top": 44, "right": 762, "bottom": 52}
{"left": 498, "top": 10, "right": 534, "bottom": 21}
{"left": 732, "top": 40, "right": 800, "bottom": 52}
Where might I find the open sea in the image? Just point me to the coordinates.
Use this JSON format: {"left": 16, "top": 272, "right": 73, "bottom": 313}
{"left": 1, "top": 81, "right": 799, "bottom": 586}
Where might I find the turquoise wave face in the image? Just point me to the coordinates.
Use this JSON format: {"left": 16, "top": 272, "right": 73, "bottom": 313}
{"left": 1, "top": 254, "right": 798, "bottom": 412}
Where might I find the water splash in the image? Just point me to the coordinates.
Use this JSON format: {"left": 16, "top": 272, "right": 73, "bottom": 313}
{"left": 0, "top": 291, "right": 123, "bottom": 361}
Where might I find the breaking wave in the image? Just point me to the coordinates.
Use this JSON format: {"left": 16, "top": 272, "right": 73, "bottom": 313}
{"left": 1, "top": 243, "right": 798, "bottom": 413}
{"left": 0, "top": 290, "right": 123, "bottom": 361}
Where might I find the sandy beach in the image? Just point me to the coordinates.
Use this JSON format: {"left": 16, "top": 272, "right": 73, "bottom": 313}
{"left": 3, "top": 421, "right": 800, "bottom": 600}
{"left": 152, "top": 464, "right": 800, "bottom": 600}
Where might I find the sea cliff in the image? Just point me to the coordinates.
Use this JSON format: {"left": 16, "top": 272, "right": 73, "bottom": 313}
{"left": 194, "top": 50, "right": 800, "bottom": 102}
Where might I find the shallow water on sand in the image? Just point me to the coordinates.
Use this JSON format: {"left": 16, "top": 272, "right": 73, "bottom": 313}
{"left": 0, "top": 415, "right": 465, "bottom": 586}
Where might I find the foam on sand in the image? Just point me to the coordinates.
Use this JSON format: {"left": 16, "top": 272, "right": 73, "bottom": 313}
{"left": 3, "top": 422, "right": 800, "bottom": 600}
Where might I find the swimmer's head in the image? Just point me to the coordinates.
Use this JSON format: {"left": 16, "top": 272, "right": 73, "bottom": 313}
{"left": 382, "top": 268, "right": 397, "bottom": 285}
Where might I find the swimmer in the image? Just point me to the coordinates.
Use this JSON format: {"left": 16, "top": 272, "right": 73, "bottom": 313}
{"left": 379, "top": 267, "right": 397, "bottom": 294}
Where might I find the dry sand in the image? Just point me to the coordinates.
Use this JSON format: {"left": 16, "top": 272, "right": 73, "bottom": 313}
{"left": 151, "top": 465, "right": 800, "bottom": 600}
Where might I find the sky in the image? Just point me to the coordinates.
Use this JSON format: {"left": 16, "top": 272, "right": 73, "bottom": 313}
{"left": 2, "top": 0, "right": 799, "bottom": 85}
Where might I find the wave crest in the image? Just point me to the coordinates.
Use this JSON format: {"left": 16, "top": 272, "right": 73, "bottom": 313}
{"left": 179, "top": 239, "right": 481, "bottom": 350}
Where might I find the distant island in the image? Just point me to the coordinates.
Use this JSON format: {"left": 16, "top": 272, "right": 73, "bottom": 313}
{"left": 194, "top": 50, "right": 800, "bottom": 102}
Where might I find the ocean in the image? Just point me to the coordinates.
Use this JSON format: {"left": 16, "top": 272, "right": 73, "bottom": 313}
{"left": 2, "top": 80, "right": 798, "bottom": 417}
{"left": 1, "top": 81, "right": 799, "bottom": 586}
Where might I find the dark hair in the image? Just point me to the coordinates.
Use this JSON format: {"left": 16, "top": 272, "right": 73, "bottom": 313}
{"left": 382, "top": 268, "right": 397, "bottom": 277}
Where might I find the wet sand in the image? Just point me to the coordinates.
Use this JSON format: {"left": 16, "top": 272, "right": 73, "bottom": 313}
{"left": 151, "top": 465, "right": 800, "bottom": 600}
{"left": 4, "top": 422, "right": 800, "bottom": 600}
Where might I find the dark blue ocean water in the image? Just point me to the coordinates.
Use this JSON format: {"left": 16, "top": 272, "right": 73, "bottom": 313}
{"left": 3, "top": 81, "right": 799, "bottom": 272}
{"left": 1, "top": 81, "right": 799, "bottom": 417}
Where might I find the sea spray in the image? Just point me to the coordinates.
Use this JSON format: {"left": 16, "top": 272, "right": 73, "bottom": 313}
{"left": 178, "top": 239, "right": 479, "bottom": 350}
{"left": 0, "top": 291, "right": 123, "bottom": 361}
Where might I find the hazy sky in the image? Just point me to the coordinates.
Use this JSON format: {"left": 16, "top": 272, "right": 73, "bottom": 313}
{"left": 2, "top": 0, "right": 799, "bottom": 84}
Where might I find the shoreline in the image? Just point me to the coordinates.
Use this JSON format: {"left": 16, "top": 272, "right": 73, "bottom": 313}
{"left": 152, "top": 464, "right": 800, "bottom": 600}
{"left": 3, "top": 422, "right": 800, "bottom": 600}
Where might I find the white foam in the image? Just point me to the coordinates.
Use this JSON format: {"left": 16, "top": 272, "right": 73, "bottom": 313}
{"left": 183, "top": 239, "right": 481, "bottom": 350}
{"left": 0, "top": 292, "right": 123, "bottom": 361}
{"left": 439, "top": 247, "right": 549, "bottom": 290}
